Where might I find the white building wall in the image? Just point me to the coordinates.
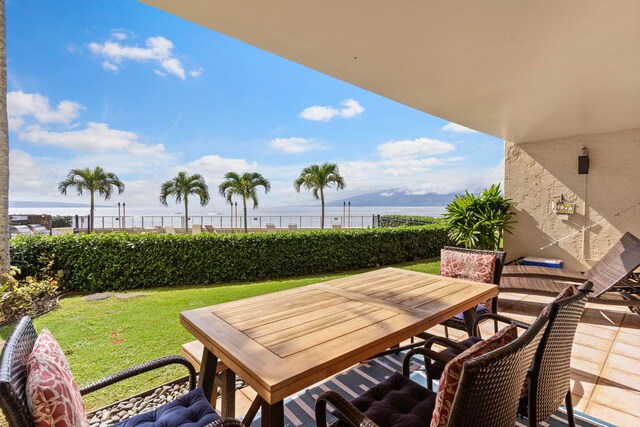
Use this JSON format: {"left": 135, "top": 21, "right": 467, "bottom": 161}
{"left": 504, "top": 127, "right": 640, "bottom": 271}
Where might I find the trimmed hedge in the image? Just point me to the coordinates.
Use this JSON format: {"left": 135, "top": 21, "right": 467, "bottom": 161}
{"left": 10, "top": 225, "right": 451, "bottom": 292}
{"left": 379, "top": 215, "right": 444, "bottom": 227}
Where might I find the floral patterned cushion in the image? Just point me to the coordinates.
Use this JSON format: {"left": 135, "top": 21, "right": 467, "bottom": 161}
{"left": 440, "top": 249, "right": 498, "bottom": 311}
{"left": 26, "top": 329, "right": 89, "bottom": 427}
{"left": 430, "top": 323, "right": 518, "bottom": 427}
{"left": 440, "top": 249, "right": 497, "bottom": 284}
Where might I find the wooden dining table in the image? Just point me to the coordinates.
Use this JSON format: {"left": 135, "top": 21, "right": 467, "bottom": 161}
{"left": 180, "top": 267, "right": 498, "bottom": 426}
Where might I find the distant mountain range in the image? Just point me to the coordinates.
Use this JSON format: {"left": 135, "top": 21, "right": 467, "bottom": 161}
{"left": 327, "top": 190, "right": 458, "bottom": 207}
{"left": 9, "top": 201, "right": 109, "bottom": 208}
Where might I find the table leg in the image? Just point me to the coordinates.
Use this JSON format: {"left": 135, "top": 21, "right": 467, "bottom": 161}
{"left": 242, "top": 396, "right": 263, "bottom": 426}
{"left": 463, "top": 306, "right": 478, "bottom": 337}
{"left": 220, "top": 368, "right": 236, "bottom": 418}
{"left": 199, "top": 347, "right": 218, "bottom": 405}
{"left": 261, "top": 400, "right": 284, "bottom": 427}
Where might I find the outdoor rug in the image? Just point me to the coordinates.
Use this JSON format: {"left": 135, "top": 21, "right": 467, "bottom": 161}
{"left": 249, "top": 351, "right": 614, "bottom": 427}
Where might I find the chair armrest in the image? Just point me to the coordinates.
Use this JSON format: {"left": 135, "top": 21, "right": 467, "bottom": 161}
{"left": 315, "top": 390, "right": 379, "bottom": 427}
{"left": 424, "top": 336, "right": 469, "bottom": 353}
{"left": 204, "top": 419, "right": 244, "bottom": 427}
{"left": 403, "top": 347, "right": 453, "bottom": 377}
{"left": 473, "top": 313, "right": 531, "bottom": 332}
{"left": 79, "top": 355, "right": 196, "bottom": 396}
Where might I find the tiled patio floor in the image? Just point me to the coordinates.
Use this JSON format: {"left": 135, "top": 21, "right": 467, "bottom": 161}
{"left": 222, "top": 292, "right": 640, "bottom": 426}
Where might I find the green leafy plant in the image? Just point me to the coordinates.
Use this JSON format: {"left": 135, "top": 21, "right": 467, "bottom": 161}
{"left": 9, "top": 225, "right": 452, "bottom": 292}
{"left": 443, "top": 184, "right": 515, "bottom": 250}
{"left": 0, "top": 256, "right": 62, "bottom": 323}
{"left": 379, "top": 215, "right": 444, "bottom": 227}
{"left": 51, "top": 215, "right": 73, "bottom": 228}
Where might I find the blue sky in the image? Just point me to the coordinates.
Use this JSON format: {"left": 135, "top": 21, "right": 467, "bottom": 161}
{"left": 6, "top": 0, "right": 503, "bottom": 209}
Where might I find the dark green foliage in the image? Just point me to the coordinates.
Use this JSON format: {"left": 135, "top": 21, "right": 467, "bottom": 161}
{"left": 443, "top": 184, "right": 516, "bottom": 250}
{"left": 379, "top": 215, "right": 444, "bottom": 227}
{"left": 51, "top": 215, "right": 73, "bottom": 228}
{"left": 9, "top": 226, "right": 451, "bottom": 292}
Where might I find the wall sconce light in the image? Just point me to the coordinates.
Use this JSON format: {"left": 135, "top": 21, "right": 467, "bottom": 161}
{"left": 578, "top": 147, "right": 589, "bottom": 174}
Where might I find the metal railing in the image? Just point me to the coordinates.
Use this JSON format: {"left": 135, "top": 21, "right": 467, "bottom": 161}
{"left": 88, "top": 215, "right": 377, "bottom": 231}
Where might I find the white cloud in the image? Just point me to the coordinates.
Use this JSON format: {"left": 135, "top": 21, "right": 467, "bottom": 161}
{"left": 339, "top": 99, "right": 364, "bottom": 118}
{"left": 380, "top": 192, "right": 394, "bottom": 197}
{"left": 442, "top": 122, "right": 479, "bottom": 133}
{"left": 299, "top": 98, "right": 364, "bottom": 122}
{"left": 88, "top": 34, "right": 200, "bottom": 79}
{"left": 9, "top": 150, "right": 49, "bottom": 197}
{"left": 189, "top": 68, "right": 203, "bottom": 78}
{"left": 268, "top": 137, "right": 321, "bottom": 154}
{"left": 377, "top": 138, "right": 455, "bottom": 159}
{"left": 8, "top": 90, "right": 171, "bottom": 161}
{"left": 17, "top": 122, "right": 167, "bottom": 158}
{"left": 299, "top": 106, "right": 338, "bottom": 122}
{"left": 8, "top": 117, "right": 24, "bottom": 132}
{"left": 102, "top": 61, "right": 119, "bottom": 72}
{"left": 110, "top": 29, "right": 131, "bottom": 41}
{"left": 8, "top": 91, "right": 83, "bottom": 125}
{"left": 179, "top": 155, "right": 258, "bottom": 178}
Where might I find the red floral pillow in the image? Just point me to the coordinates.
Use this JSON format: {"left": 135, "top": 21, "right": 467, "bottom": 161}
{"left": 26, "top": 329, "right": 89, "bottom": 427}
{"left": 440, "top": 249, "right": 497, "bottom": 284}
{"left": 430, "top": 323, "right": 518, "bottom": 427}
{"left": 440, "top": 250, "right": 498, "bottom": 311}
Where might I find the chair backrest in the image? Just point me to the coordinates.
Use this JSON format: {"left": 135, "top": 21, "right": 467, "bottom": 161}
{"left": 288, "top": 224, "right": 298, "bottom": 230}
{"left": 442, "top": 246, "right": 507, "bottom": 285}
{"left": 527, "top": 281, "right": 591, "bottom": 424}
{"left": 0, "top": 317, "right": 38, "bottom": 427}
{"left": 447, "top": 315, "right": 548, "bottom": 427}
{"left": 192, "top": 224, "right": 203, "bottom": 235}
{"left": 585, "top": 232, "right": 640, "bottom": 297}
{"left": 165, "top": 227, "right": 176, "bottom": 234}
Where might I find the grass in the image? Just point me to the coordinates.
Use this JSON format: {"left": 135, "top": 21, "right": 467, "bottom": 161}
{"left": 0, "top": 259, "right": 440, "bottom": 412}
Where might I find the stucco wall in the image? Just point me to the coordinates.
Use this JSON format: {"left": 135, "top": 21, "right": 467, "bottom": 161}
{"left": 504, "top": 127, "right": 640, "bottom": 271}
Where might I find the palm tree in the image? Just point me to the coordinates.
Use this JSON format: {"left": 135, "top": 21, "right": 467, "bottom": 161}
{"left": 0, "top": 0, "right": 8, "bottom": 270}
{"left": 218, "top": 172, "right": 271, "bottom": 233}
{"left": 294, "top": 163, "right": 346, "bottom": 229}
{"left": 58, "top": 167, "right": 125, "bottom": 232}
{"left": 159, "top": 172, "right": 210, "bottom": 231}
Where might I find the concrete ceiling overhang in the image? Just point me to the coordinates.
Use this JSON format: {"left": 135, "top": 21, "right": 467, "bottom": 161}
{"left": 141, "top": 0, "right": 640, "bottom": 143}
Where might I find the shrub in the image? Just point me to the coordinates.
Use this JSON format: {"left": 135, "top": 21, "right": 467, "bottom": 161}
{"left": 10, "top": 225, "right": 451, "bottom": 292}
{"left": 1, "top": 256, "right": 62, "bottom": 324}
{"left": 443, "top": 184, "right": 516, "bottom": 250}
{"left": 379, "top": 215, "right": 444, "bottom": 227}
{"left": 51, "top": 215, "right": 73, "bottom": 228}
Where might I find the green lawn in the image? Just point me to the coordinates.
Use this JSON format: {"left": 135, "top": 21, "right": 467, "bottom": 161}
{"left": 0, "top": 259, "right": 440, "bottom": 411}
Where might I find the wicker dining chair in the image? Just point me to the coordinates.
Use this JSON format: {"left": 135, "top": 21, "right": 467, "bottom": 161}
{"left": 315, "top": 315, "right": 548, "bottom": 427}
{"left": 439, "top": 246, "right": 507, "bottom": 336}
{"left": 420, "top": 282, "right": 591, "bottom": 426}
{"left": 0, "top": 317, "right": 242, "bottom": 427}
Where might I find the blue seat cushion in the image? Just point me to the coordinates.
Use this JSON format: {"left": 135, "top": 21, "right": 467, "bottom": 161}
{"left": 451, "top": 304, "right": 490, "bottom": 321}
{"left": 113, "top": 387, "right": 220, "bottom": 427}
{"left": 335, "top": 372, "right": 436, "bottom": 427}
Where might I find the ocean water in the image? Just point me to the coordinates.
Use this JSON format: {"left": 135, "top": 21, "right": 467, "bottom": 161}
{"left": 10, "top": 205, "right": 446, "bottom": 229}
